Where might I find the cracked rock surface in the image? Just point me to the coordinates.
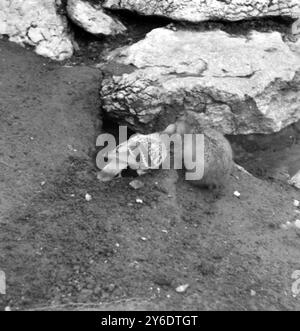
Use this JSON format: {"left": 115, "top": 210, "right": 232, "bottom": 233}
{"left": 101, "top": 28, "right": 300, "bottom": 135}
{"left": 103, "top": 0, "right": 300, "bottom": 22}
{"left": 0, "top": 0, "right": 73, "bottom": 61}
{"left": 67, "top": 0, "right": 127, "bottom": 36}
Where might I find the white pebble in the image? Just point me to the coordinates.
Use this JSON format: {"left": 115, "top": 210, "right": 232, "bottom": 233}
{"left": 281, "top": 221, "right": 293, "bottom": 230}
{"left": 295, "top": 220, "right": 300, "bottom": 229}
{"left": 4, "top": 306, "right": 11, "bottom": 312}
{"left": 0, "top": 270, "right": 6, "bottom": 295}
{"left": 136, "top": 198, "right": 143, "bottom": 204}
{"left": 234, "top": 191, "right": 241, "bottom": 198}
{"left": 251, "top": 290, "right": 256, "bottom": 297}
{"left": 85, "top": 193, "right": 92, "bottom": 202}
{"left": 294, "top": 200, "right": 300, "bottom": 208}
{"left": 176, "top": 284, "right": 189, "bottom": 293}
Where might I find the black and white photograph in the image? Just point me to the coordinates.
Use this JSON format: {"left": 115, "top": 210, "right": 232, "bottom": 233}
{"left": 0, "top": 0, "right": 300, "bottom": 312}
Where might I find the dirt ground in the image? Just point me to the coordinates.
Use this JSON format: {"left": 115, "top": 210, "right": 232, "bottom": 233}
{"left": 1, "top": 38, "right": 300, "bottom": 311}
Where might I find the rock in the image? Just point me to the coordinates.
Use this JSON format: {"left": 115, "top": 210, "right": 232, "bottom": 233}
{"left": 129, "top": 180, "right": 144, "bottom": 190}
{"left": 85, "top": 193, "right": 92, "bottom": 201}
{"left": 0, "top": 270, "right": 6, "bottom": 295}
{"left": 175, "top": 284, "right": 189, "bottom": 293}
{"left": 101, "top": 28, "right": 300, "bottom": 135}
{"left": 103, "top": 0, "right": 300, "bottom": 23}
{"left": 0, "top": 0, "right": 73, "bottom": 60}
{"left": 67, "top": 0, "right": 126, "bottom": 36}
{"left": 290, "top": 170, "right": 300, "bottom": 189}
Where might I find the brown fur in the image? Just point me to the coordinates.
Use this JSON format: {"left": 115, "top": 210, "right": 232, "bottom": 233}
{"left": 164, "top": 113, "right": 233, "bottom": 190}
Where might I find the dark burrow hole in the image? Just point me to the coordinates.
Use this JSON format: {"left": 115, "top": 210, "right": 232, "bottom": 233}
{"left": 101, "top": 115, "right": 136, "bottom": 143}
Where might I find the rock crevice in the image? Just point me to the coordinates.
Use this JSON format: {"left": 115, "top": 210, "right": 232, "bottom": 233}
{"left": 103, "top": 0, "right": 300, "bottom": 23}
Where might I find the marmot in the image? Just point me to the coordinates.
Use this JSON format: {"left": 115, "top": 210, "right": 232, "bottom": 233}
{"left": 164, "top": 113, "right": 233, "bottom": 190}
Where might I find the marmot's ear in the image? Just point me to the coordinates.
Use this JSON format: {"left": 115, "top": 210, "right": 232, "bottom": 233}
{"left": 163, "top": 123, "right": 177, "bottom": 135}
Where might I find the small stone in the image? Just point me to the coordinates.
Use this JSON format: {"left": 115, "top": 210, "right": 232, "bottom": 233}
{"left": 85, "top": 193, "right": 92, "bottom": 202}
{"left": 140, "top": 237, "right": 147, "bottom": 241}
{"left": 251, "top": 290, "right": 256, "bottom": 297}
{"left": 289, "top": 171, "right": 300, "bottom": 189}
{"left": 234, "top": 191, "right": 241, "bottom": 198}
{"left": 281, "top": 221, "right": 294, "bottom": 230}
{"left": 136, "top": 198, "right": 143, "bottom": 204}
{"left": 0, "top": 270, "right": 6, "bottom": 295}
{"left": 4, "top": 306, "right": 11, "bottom": 312}
{"left": 175, "top": 284, "right": 189, "bottom": 293}
{"left": 67, "top": 0, "right": 126, "bottom": 36}
{"left": 293, "top": 200, "right": 300, "bottom": 208}
{"left": 294, "top": 220, "right": 300, "bottom": 229}
{"left": 129, "top": 180, "right": 144, "bottom": 190}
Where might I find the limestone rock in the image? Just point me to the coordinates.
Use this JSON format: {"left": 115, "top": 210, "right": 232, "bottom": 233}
{"left": 103, "top": 0, "right": 300, "bottom": 23}
{"left": 67, "top": 0, "right": 126, "bottom": 36}
{"left": 0, "top": 0, "right": 73, "bottom": 61}
{"left": 100, "top": 28, "right": 300, "bottom": 135}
